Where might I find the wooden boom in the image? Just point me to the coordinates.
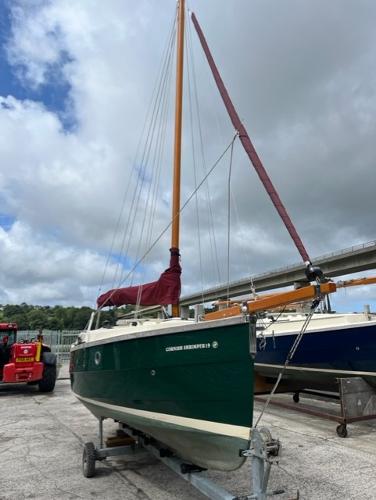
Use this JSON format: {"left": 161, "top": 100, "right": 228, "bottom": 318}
{"left": 204, "top": 282, "right": 337, "bottom": 321}
{"left": 336, "top": 276, "right": 376, "bottom": 289}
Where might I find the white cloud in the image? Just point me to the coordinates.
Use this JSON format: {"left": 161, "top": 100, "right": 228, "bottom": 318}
{"left": 0, "top": 0, "right": 375, "bottom": 310}
{"left": 0, "top": 221, "right": 119, "bottom": 305}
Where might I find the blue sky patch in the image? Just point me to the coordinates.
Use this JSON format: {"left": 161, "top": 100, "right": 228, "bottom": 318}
{"left": 0, "top": 213, "right": 16, "bottom": 231}
{"left": 0, "top": 1, "right": 76, "bottom": 131}
{"left": 110, "top": 252, "right": 132, "bottom": 269}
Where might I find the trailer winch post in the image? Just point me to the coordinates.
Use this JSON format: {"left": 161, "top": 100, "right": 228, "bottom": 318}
{"left": 241, "top": 427, "right": 282, "bottom": 499}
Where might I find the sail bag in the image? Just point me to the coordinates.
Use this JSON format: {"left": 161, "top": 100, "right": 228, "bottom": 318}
{"left": 97, "top": 248, "right": 181, "bottom": 308}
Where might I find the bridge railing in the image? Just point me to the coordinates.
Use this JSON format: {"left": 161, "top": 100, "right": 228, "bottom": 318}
{"left": 209, "top": 240, "right": 376, "bottom": 289}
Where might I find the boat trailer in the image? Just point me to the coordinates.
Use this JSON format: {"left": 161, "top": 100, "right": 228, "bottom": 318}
{"left": 82, "top": 417, "right": 283, "bottom": 500}
{"left": 256, "top": 376, "right": 376, "bottom": 438}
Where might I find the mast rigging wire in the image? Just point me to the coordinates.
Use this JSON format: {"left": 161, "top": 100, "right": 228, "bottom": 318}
{"left": 226, "top": 139, "right": 235, "bottom": 304}
{"left": 119, "top": 40, "right": 175, "bottom": 287}
{"left": 191, "top": 10, "right": 311, "bottom": 265}
{"left": 254, "top": 297, "right": 322, "bottom": 428}
{"left": 98, "top": 11, "right": 177, "bottom": 302}
{"left": 185, "top": 14, "right": 205, "bottom": 306}
{"left": 113, "top": 13, "right": 177, "bottom": 291}
{"left": 186, "top": 12, "right": 222, "bottom": 284}
{"left": 228, "top": 179, "right": 257, "bottom": 295}
{"left": 130, "top": 47, "right": 174, "bottom": 285}
{"left": 133, "top": 51, "right": 175, "bottom": 316}
{"left": 97, "top": 133, "right": 239, "bottom": 311}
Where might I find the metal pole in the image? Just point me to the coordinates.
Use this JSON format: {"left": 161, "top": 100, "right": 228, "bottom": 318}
{"left": 251, "top": 429, "right": 267, "bottom": 500}
{"left": 99, "top": 417, "right": 104, "bottom": 449}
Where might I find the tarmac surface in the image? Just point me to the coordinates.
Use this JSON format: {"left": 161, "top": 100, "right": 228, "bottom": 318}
{"left": 1, "top": 366, "right": 376, "bottom": 499}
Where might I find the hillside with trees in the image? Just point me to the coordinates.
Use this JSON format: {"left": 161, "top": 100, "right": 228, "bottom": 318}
{"left": 0, "top": 304, "right": 116, "bottom": 331}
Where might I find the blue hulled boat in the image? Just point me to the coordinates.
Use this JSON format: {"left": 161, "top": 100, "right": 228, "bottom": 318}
{"left": 255, "top": 311, "right": 376, "bottom": 392}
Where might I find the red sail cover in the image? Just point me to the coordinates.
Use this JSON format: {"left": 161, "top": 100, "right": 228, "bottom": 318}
{"left": 97, "top": 248, "right": 181, "bottom": 308}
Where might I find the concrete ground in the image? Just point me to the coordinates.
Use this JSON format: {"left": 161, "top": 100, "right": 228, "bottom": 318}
{"left": 1, "top": 367, "right": 376, "bottom": 499}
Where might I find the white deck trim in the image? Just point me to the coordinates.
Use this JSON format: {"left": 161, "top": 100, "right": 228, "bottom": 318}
{"left": 71, "top": 316, "right": 248, "bottom": 351}
{"left": 76, "top": 394, "right": 251, "bottom": 440}
{"left": 261, "top": 318, "right": 376, "bottom": 338}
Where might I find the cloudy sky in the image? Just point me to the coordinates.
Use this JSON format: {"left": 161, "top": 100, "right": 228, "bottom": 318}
{"left": 0, "top": 0, "right": 375, "bottom": 310}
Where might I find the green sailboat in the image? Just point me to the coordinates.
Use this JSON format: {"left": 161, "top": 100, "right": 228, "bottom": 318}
{"left": 70, "top": 0, "right": 255, "bottom": 472}
{"left": 70, "top": 317, "right": 254, "bottom": 471}
{"left": 70, "top": 1, "right": 336, "bottom": 473}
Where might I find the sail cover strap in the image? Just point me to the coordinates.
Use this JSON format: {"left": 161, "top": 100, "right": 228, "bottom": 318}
{"left": 97, "top": 248, "right": 181, "bottom": 308}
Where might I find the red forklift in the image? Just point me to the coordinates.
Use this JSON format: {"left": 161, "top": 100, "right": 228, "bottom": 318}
{"left": 0, "top": 323, "right": 57, "bottom": 392}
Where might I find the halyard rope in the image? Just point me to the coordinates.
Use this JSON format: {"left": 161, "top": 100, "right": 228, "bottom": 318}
{"left": 226, "top": 139, "right": 235, "bottom": 304}
{"left": 254, "top": 296, "right": 322, "bottom": 428}
{"left": 97, "top": 133, "right": 239, "bottom": 311}
{"left": 97, "top": 10, "right": 177, "bottom": 304}
{"left": 186, "top": 12, "right": 222, "bottom": 284}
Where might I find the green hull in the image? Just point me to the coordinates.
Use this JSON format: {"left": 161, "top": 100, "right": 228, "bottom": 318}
{"left": 70, "top": 318, "right": 254, "bottom": 471}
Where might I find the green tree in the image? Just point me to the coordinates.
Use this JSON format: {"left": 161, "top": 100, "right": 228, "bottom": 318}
{"left": 72, "top": 307, "right": 93, "bottom": 330}
{"left": 27, "top": 309, "right": 47, "bottom": 330}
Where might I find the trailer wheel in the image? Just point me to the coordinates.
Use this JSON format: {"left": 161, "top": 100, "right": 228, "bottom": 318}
{"left": 38, "top": 365, "right": 56, "bottom": 392}
{"left": 83, "top": 442, "right": 96, "bottom": 478}
{"left": 336, "top": 424, "right": 348, "bottom": 438}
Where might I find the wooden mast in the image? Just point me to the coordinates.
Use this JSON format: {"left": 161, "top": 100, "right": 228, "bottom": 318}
{"left": 171, "top": 0, "right": 185, "bottom": 317}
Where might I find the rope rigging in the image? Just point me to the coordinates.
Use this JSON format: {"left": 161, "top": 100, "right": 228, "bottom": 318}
{"left": 133, "top": 74, "right": 175, "bottom": 314}
{"left": 97, "top": 10, "right": 177, "bottom": 303}
{"left": 97, "top": 3, "right": 245, "bottom": 313}
{"left": 186, "top": 10, "right": 256, "bottom": 300}
{"left": 253, "top": 295, "right": 323, "bottom": 428}
{"left": 130, "top": 46, "right": 175, "bottom": 283}
{"left": 186, "top": 13, "right": 222, "bottom": 287}
{"left": 226, "top": 139, "right": 235, "bottom": 304}
{"left": 97, "top": 133, "right": 239, "bottom": 311}
{"left": 185, "top": 21, "right": 205, "bottom": 306}
{"left": 120, "top": 23, "right": 176, "bottom": 289}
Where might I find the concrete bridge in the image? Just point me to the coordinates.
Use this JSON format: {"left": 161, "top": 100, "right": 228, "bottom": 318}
{"left": 179, "top": 239, "right": 376, "bottom": 306}
{"left": 124, "top": 240, "right": 376, "bottom": 317}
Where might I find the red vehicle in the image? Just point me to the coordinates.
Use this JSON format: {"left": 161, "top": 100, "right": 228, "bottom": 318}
{"left": 0, "top": 323, "right": 57, "bottom": 392}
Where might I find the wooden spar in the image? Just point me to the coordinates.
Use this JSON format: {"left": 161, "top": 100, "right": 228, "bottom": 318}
{"left": 205, "top": 276, "right": 376, "bottom": 320}
{"left": 190, "top": 12, "right": 311, "bottom": 265}
{"left": 336, "top": 276, "right": 376, "bottom": 289}
{"left": 204, "top": 282, "right": 337, "bottom": 321}
{"left": 171, "top": 0, "right": 185, "bottom": 317}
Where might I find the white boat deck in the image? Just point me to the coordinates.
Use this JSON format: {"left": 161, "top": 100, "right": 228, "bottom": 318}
{"left": 73, "top": 315, "right": 248, "bottom": 348}
{"left": 259, "top": 311, "right": 376, "bottom": 336}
